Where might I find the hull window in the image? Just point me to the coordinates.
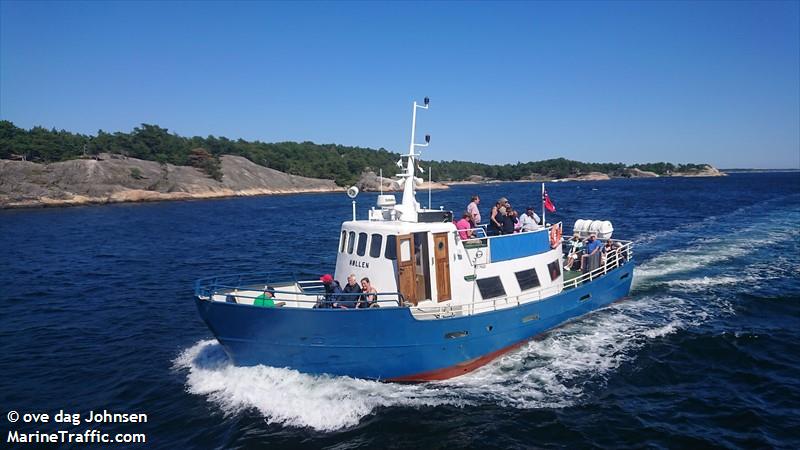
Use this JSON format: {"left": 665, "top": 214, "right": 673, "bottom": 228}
{"left": 356, "top": 232, "right": 368, "bottom": 256}
{"left": 369, "top": 234, "right": 383, "bottom": 258}
{"left": 515, "top": 268, "right": 541, "bottom": 291}
{"left": 547, "top": 260, "right": 561, "bottom": 281}
{"left": 476, "top": 276, "right": 506, "bottom": 299}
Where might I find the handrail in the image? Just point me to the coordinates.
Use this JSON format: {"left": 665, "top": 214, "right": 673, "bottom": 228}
{"left": 411, "top": 238, "right": 634, "bottom": 319}
{"left": 560, "top": 239, "right": 633, "bottom": 290}
{"left": 195, "top": 272, "right": 406, "bottom": 308}
{"left": 455, "top": 222, "right": 557, "bottom": 241}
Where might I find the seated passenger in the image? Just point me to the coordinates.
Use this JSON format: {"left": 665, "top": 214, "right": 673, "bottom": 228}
{"left": 456, "top": 212, "right": 474, "bottom": 240}
{"left": 358, "top": 277, "right": 380, "bottom": 308}
{"left": 564, "top": 234, "right": 584, "bottom": 271}
{"left": 337, "top": 274, "right": 361, "bottom": 308}
{"left": 318, "top": 274, "right": 342, "bottom": 308}
{"left": 254, "top": 286, "right": 275, "bottom": 307}
{"left": 519, "top": 207, "right": 541, "bottom": 232}
{"left": 602, "top": 239, "right": 622, "bottom": 266}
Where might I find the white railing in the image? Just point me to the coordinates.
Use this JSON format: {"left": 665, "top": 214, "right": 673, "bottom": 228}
{"left": 410, "top": 238, "right": 633, "bottom": 319}
{"left": 562, "top": 239, "right": 633, "bottom": 289}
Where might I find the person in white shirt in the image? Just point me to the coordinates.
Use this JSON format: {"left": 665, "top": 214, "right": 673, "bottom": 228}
{"left": 519, "top": 207, "right": 542, "bottom": 232}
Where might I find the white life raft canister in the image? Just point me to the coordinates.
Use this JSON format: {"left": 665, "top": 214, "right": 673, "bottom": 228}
{"left": 573, "top": 219, "right": 614, "bottom": 240}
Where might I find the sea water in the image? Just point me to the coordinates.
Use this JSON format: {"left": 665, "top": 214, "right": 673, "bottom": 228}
{"left": 1, "top": 172, "right": 798, "bottom": 447}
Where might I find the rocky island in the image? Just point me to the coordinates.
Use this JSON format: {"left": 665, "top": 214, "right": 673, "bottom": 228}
{"left": 0, "top": 120, "right": 726, "bottom": 208}
{"left": 0, "top": 154, "right": 341, "bottom": 208}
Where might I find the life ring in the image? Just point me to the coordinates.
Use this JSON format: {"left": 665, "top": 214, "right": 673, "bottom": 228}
{"left": 549, "top": 224, "right": 562, "bottom": 248}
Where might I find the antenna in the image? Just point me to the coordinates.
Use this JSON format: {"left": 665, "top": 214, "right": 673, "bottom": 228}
{"left": 396, "top": 97, "right": 431, "bottom": 222}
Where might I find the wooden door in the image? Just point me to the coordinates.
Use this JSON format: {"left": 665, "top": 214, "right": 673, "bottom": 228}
{"left": 433, "top": 232, "right": 451, "bottom": 302}
{"left": 396, "top": 234, "right": 417, "bottom": 305}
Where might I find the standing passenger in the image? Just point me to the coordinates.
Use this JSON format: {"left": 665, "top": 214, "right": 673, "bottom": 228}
{"left": 488, "top": 197, "right": 506, "bottom": 236}
{"left": 467, "top": 195, "right": 481, "bottom": 225}
{"left": 499, "top": 206, "right": 515, "bottom": 235}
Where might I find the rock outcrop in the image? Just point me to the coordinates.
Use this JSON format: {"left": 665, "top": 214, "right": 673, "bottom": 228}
{"left": 356, "top": 171, "right": 449, "bottom": 192}
{"left": 672, "top": 165, "right": 726, "bottom": 177}
{"left": 625, "top": 168, "right": 659, "bottom": 178}
{"left": 0, "top": 154, "right": 342, "bottom": 208}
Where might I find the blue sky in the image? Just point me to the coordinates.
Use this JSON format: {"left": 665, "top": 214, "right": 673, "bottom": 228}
{"left": 1, "top": 1, "right": 798, "bottom": 169}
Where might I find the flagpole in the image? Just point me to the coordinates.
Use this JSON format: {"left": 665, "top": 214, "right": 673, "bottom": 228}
{"left": 541, "top": 182, "right": 546, "bottom": 226}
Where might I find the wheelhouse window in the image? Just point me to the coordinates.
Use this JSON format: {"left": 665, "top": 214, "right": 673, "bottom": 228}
{"left": 476, "top": 276, "right": 506, "bottom": 299}
{"left": 339, "top": 231, "right": 347, "bottom": 253}
{"left": 515, "top": 268, "right": 540, "bottom": 291}
{"left": 385, "top": 235, "right": 397, "bottom": 260}
{"left": 347, "top": 231, "right": 356, "bottom": 254}
{"left": 369, "top": 234, "right": 383, "bottom": 258}
{"left": 356, "top": 232, "right": 368, "bottom": 256}
{"left": 547, "top": 260, "right": 561, "bottom": 281}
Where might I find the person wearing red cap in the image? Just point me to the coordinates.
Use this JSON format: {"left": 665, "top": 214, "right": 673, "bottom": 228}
{"left": 319, "top": 273, "right": 342, "bottom": 308}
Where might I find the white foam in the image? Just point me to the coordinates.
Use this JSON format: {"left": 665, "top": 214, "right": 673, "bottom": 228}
{"left": 173, "top": 340, "right": 468, "bottom": 431}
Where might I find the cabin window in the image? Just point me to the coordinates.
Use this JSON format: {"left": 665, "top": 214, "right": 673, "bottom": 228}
{"left": 547, "top": 260, "right": 561, "bottom": 281}
{"left": 370, "top": 234, "right": 383, "bottom": 258}
{"left": 399, "top": 239, "right": 411, "bottom": 261}
{"left": 339, "top": 231, "right": 346, "bottom": 253}
{"left": 347, "top": 231, "right": 356, "bottom": 254}
{"left": 356, "top": 232, "right": 368, "bottom": 256}
{"left": 385, "top": 235, "right": 397, "bottom": 260}
{"left": 476, "top": 276, "right": 506, "bottom": 299}
{"left": 515, "top": 268, "right": 540, "bottom": 291}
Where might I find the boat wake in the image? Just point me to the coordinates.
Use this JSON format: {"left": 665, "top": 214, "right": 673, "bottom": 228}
{"left": 173, "top": 292, "right": 713, "bottom": 431}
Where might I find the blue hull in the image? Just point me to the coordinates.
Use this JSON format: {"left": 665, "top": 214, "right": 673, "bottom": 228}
{"left": 195, "top": 262, "right": 634, "bottom": 381}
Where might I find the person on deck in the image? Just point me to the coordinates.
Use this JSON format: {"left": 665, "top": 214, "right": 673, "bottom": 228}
{"left": 359, "top": 277, "right": 380, "bottom": 308}
{"left": 253, "top": 286, "right": 276, "bottom": 307}
{"left": 602, "top": 239, "right": 622, "bottom": 266}
{"left": 580, "top": 233, "right": 603, "bottom": 272}
{"left": 499, "top": 206, "right": 515, "bottom": 235}
{"left": 319, "top": 274, "right": 342, "bottom": 308}
{"left": 467, "top": 195, "right": 481, "bottom": 226}
{"left": 519, "top": 207, "right": 541, "bottom": 232}
{"left": 488, "top": 198, "right": 507, "bottom": 236}
{"left": 456, "top": 212, "right": 474, "bottom": 240}
{"left": 338, "top": 273, "right": 361, "bottom": 308}
{"left": 564, "top": 233, "right": 584, "bottom": 271}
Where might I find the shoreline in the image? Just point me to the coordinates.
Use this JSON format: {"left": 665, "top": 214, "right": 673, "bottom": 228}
{"left": 1, "top": 187, "right": 345, "bottom": 210}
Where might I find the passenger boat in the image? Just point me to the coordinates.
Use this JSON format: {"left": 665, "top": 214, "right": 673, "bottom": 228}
{"left": 194, "top": 98, "right": 635, "bottom": 381}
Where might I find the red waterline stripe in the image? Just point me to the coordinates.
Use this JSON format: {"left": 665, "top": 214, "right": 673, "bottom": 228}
{"left": 388, "top": 338, "right": 532, "bottom": 382}
{"left": 389, "top": 293, "right": 633, "bottom": 382}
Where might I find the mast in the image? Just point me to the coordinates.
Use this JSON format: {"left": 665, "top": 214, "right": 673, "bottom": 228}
{"left": 395, "top": 97, "right": 430, "bottom": 222}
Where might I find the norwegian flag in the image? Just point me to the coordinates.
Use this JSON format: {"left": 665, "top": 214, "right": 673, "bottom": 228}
{"left": 543, "top": 187, "right": 556, "bottom": 212}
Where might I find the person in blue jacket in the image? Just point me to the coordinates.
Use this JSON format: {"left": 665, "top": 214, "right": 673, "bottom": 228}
{"left": 319, "top": 274, "right": 342, "bottom": 308}
{"left": 580, "top": 233, "right": 603, "bottom": 272}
